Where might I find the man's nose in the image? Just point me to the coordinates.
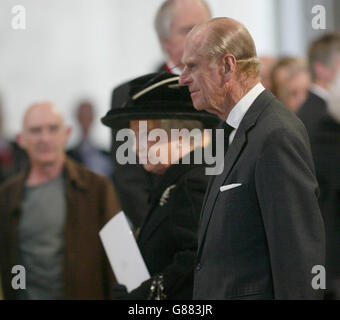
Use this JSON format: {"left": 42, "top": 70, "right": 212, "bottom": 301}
{"left": 179, "top": 68, "right": 190, "bottom": 86}
{"left": 40, "top": 129, "right": 52, "bottom": 142}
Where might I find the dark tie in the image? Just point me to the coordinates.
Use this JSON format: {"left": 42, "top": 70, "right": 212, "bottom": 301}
{"left": 221, "top": 122, "right": 234, "bottom": 154}
{"left": 202, "top": 122, "right": 234, "bottom": 211}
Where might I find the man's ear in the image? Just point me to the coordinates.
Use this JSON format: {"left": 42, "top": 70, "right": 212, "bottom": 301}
{"left": 65, "top": 126, "right": 72, "bottom": 140}
{"left": 161, "top": 39, "right": 170, "bottom": 53}
{"left": 222, "top": 54, "right": 237, "bottom": 82}
{"left": 63, "top": 126, "right": 72, "bottom": 146}
{"left": 313, "top": 61, "right": 327, "bottom": 81}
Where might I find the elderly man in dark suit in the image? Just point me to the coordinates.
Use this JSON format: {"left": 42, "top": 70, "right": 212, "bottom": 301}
{"left": 179, "top": 17, "right": 325, "bottom": 300}
{"left": 298, "top": 33, "right": 340, "bottom": 299}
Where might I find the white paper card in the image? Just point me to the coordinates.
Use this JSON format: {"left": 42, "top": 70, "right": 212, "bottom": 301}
{"left": 99, "top": 211, "right": 150, "bottom": 292}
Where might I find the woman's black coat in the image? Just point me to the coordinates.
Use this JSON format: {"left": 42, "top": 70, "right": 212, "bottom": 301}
{"left": 123, "top": 159, "right": 209, "bottom": 300}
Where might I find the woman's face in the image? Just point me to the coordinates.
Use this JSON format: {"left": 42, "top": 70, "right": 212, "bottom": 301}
{"left": 278, "top": 71, "right": 310, "bottom": 113}
{"left": 130, "top": 120, "right": 171, "bottom": 175}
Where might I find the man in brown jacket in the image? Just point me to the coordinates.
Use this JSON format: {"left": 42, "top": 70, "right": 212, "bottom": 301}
{"left": 0, "top": 102, "right": 120, "bottom": 300}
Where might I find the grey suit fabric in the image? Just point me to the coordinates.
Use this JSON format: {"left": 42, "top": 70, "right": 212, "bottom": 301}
{"left": 194, "top": 90, "right": 325, "bottom": 300}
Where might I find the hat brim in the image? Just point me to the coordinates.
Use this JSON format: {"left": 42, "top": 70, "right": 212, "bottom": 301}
{"left": 101, "top": 106, "right": 220, "bottom": 129}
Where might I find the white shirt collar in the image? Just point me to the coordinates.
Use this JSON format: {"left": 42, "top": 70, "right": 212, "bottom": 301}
{"left": 310, "top": 84, "right": 329, "bottom": 102}
{"left": 166, "top": 60, "right": 182, "bottom": 75}
{"left": 227, "top": 82, "right": 265, "bottom": 129}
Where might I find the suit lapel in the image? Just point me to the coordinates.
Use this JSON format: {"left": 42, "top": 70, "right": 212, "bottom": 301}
{"left": 199, "top": 121, "right": 233, "bottom": 221}
{"left": 197, "top": 130, "right": 247, "bottom": 251}
{"left": 199, "top": 174, "right": 215, "bottom": 221}
{"left": 197, "top": 90, "right": 275, "bottom": 256}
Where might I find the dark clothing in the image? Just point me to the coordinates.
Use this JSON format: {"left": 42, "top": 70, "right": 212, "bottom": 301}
{"left": 155, "top": 63, "right": 169, "bottom": 73}
{"left": 67, "top": 140, "right": 113, "bottom": 178}
{"left": 298, "top": 91, "right": 340, "bottom": 299}
{"left": 120, "top": 157, "right": 209, "bottom": 300}
{"left": 297, "top": 91, "right": 328, "bottom": 138}
{"left": 109, "top": 67, "right": 177, "bottom": 229}
{"left": 0, "top": 157, "right": 120, "bottom": 300}
{"left": 0, "top": 140, "right": 28, "bottom": 184}
{"left": 110, "top": 82, "right": 156, "bottom": 229}
{"left": 194, "top": 90, "right": 325, "bottom": 300}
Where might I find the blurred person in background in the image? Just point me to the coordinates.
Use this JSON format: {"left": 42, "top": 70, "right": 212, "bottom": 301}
{"left": 110, "top": 0, "right": 212, "bottom": 231}
{"left": 0, "top": 102, "right": 119, "bottom": 300}
{"left": 67, "top": 101, "right": 113, "bottom": 177}
{"left": 155, "top": 0, "right": 211, "bottom": 74}
{"left": 0, "top": 99, "right": 28, "bottom": 184}
{"left": 297, "top": 32, "right": 340, "bottom": 300}
{"left": 259, "top": 55, "right": 276, "bottom": 91}
{"left": 102, "top": 73, "right": 219, "bottom": 299}
{"left": 298, "top": 33, "right": 340, "bottom": 134}
{"left": 307, "top": 70, "right": 340, "bottom": 300}
{"left": 271, "top": 57, "right": 311, "bottom": 113}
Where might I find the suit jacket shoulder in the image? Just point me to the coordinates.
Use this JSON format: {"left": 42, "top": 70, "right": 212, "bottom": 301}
{"left": 297, "top": 91, "right": 328, "bottom": 137}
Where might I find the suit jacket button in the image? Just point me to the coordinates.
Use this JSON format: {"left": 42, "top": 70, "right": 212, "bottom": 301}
{"left": 196, "top": 263, "right": 202, "bottom": 272}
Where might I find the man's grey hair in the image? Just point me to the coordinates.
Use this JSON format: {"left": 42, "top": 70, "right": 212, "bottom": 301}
{"left": 154, "top": 0, "right": 211, "bottom": 41}
{"left": 198, "top": 18, "right": 260, "bottom": 78}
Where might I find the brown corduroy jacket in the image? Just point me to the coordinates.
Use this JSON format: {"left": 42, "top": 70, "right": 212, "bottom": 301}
{"left": 0, "top": 157, "right": 120, "bottom": 300}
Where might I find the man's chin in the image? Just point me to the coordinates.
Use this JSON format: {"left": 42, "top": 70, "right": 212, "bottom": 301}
{"left": 203, "top": 107, "right": 220, "bottom": 116}
{"left": 33, "top": 155, "right": 59, "bottom": 167}
{"left": 192, "top": 102, "right": 225, "bottom": 119}
{"left": 192, "top": 101, "right": 208, "bottom": 112}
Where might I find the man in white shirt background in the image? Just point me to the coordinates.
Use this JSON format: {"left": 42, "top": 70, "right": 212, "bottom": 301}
{"left": 298, "top": 33, "right": 340, "bottom": 300}
{"left": 154, "top": 0, "right": 211, "bottom": 75}
{"left": 298, "top": 33, "right": 340, "bottom": 136}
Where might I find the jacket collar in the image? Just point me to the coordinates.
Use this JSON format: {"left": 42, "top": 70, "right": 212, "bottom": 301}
{"left": 6, "top": 170, "right": 27, "bottom": 211}
{"left": 138, "top": 149, "right": 205, "bottom": 243}
{"left": 8, "top": 156, "right": 87, "bottom": 212}
{"left": 227, "top": 82, "right": 265, "bottom": 130}
{"left": 310, "top": 84, "right": 329, "bottom": 102}
{"left": 150, "top": 149, "right": 205, "bottom": 207}
{"left": 236, "top": 89, "right": 276, "bottom": 133}
{"left": 63, "top": 156, "right": 88, "bottom": 191}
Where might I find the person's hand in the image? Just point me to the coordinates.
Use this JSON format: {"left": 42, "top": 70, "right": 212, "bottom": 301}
{"left": 112, "top": 283, "right": 128, "bottom": 299}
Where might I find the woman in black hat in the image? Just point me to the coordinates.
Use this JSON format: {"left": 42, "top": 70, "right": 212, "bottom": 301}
{"left": 102, "top": 73, "right": 219, "bottom": 299}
